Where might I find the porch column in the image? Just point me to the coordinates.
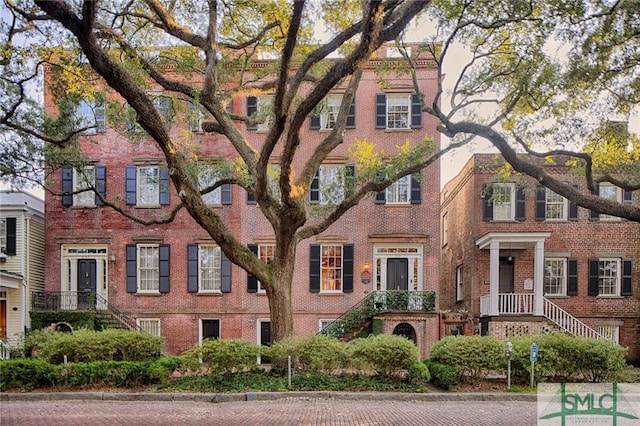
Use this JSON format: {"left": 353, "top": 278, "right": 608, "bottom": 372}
{"left": 489, "top": 240, "right": 500, "bottom": 316}
{"left": 534, "top": 240, "right": 545, "bottom": 316}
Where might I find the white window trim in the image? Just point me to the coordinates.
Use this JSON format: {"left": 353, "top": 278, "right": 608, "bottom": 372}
{"left": 545, "top": 188, "right": 568, "bottom": 221}
{"left": 543, "top": 258, "right": 567, "bottom": 296}
{"left": 256, "top": 244, "right": 275, "bottom": 293}
{"left": 597, "top": 258, "right": 621, "bottom": 297}
{"left": 386, "top": 93, "right": 411, "bottom": 130}
{"left": 598, "top": 184, "right": 623, "bottom": 221}
{"left": 137, "top": 318, "right": 161, "bottom": 336}
{"left": 198, "top": 245, "right": 222, "bottom": 293}
{"left": 198, "top": 167, "right": 222, "bottom": 205}
{"left": 455, "top": 265, "right": 463, "bottom": 302}
{"left": 76, "top": 98, "right": 106, "bottom": 134}
{"left": 320, "top": 95, "right": 341, "bottom": 130}
{"left": 199, "top": 318, "right": 221, "bottom": 344}
{"left": 597, "top": 325, "right": 620, "bottom": 344}
{"left": 318, "top": 165, "right": 346, "bottom": 204}
{"left": 492, "top": 183, "right": 516, "bottom": 221}
{"left": 137, "top": 166, "right": 161, "bottom": 207}
{"left": 373, "top": 244, "right": 423, "bottom": 292}
{"left": 320, "top": 244, "right": 344, "bottom": 293}
{"left": 137, "top": 244, "right": 160, "bottom": 294}
{"left": 72, "top": 166, "right": 96, "bottom": 207}
{"left": 385, "top": 175, "right": 410, "bottom": 204}
{"left": 256, "top": 96, "right": 274, "bottom": 132}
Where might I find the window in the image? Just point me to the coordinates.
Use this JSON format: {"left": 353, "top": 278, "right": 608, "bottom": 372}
{"left": 386, "top": 175, "right": 410, "bottom": 204}
{"left": 319, "top": 319, "right": 337, "bottom": 332}
{"left": 153, "top": 95, "right": 173, "bottom": 125}
{"left": 188, "top": 101, "right": 204, "bottom": 132}
{"left": 75, "top": 97, "right": 106, "bottom": 133}
{"left": 375, "top": 93, "right": 421, "bottom": 130}
{"left": 0, "top": 218, "right": 15, "bottom": 256}
{"left": 62, "top": 166, "right": 106, "bottom": 207}
{"left": 493, "top": 183, "right": 515, "bottom": 220}
{"left": 198, "top": 168, "right": 222, "bottom": 205}
{"left": 589, "top": 258, "right": 633, "bottom": 297}
{"left": 320, "top": 245, "right": 343, "bottom": 292}
{"left": 597, "top": 325, "right": 620, "bottom": 344}
{"left": 597, "top": 183, "right": 622, "bottom": 221}
{"left": 199, "top": 245, "right": 221, "bottom": 292}
{"left": 386, "top": 94, "right": 411, "bottom": 129}
{"left": 247, "top": 243, "right": 275, "bottom": 293}
{"left": 201, "top": 319, "right": 220, "bottom": 341}
{"left": 310, "top": 244, "right": 354, "bottom": 293}
{"left": 247, "top": 95, "right": 273, "bottom": 131}
{"left": 310, "top": 165, "right": 354, "bottom": 204}
{"left": 187, "top": 244, "right": 232, "bottom": 293}
{"left": 544, "top": 258, "right": 566, "bottom": 296}
{"left": 0, "top": 219, "right": 6, "bottom": 254}
{"left": 596, "top": 259, "right": 620, "bottom": 296}
{"left": 125, "top": 165, "right": 170, "bottom": 206}
{"left": 126, "top": 244, "right": 170, "bottom": 294}
{"left": 73, "top": 166, "right": 96, "bottom": 207}
{"left": 321, "top": 95, "right": 341, "bottom": 130}
{"left": 455, "top": 265, "right": 463, "bottom": 302}
{"left": 139, "top": 245, "right": 160, "bottom": 292}
{"left": 137, "top": 318, "right": 160, "bottom": 336}
{"left": 545, "top": 189, "right": 567, "bottom": 220}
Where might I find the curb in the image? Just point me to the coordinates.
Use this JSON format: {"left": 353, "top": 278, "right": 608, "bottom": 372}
{"left": 0, "top": 391, "right": 537, "bottom": 403}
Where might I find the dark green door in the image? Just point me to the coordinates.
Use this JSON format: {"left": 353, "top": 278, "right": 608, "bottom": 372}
{"left": 77, "top": 259, "right": 96, "bottom": 309}
{"left": 387, "top": 258, "right": 408, "bottom": 290}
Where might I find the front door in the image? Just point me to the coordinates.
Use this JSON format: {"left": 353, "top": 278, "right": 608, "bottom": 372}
{"left": 0, "top": 300, "right": 6, "bottom": 340}
{"left": 259, "top": 321, "right": 271, "bottom": 364}
{"left": 77, "top": 259, "right": 97, "bottom": 309}
{"left": 499, "top": 257, "right": 514, "bottom": 293}
{"left": 387, "top": 258, "right": 408, "bottom": 290}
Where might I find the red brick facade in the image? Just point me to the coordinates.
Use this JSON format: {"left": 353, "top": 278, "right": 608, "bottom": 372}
{"left": 43, "top": 47, "right": 442, "bottom": 357}
{"left": 440, "top": 154, "right": 640, "bottom": 362}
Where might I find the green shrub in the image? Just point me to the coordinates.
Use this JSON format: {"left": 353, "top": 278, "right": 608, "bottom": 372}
{"left": 509, "top": 334, "right": 628, "bottom": 384}
{"left": 27, "top": 328, "right": 163, "bottom": 364}
{"left": 407, "top": 360, "right": 431, "bottom": 383}
{"left": 0, "top": 358, "right": 57, "bottom": 391}
{"left": 350, "top": 334, "right": 419, "bottom": 377}
{"left": 185, "top": 339, "right": 261, "bottom": 377}
{"left": 430, "top": 335, "right": 505, "bottom": 382}
{"left": 424, "top": 360, "right": 459, "bottom": 391}
{"left": 267, "top": 335, "right": 349, "bottom": 375}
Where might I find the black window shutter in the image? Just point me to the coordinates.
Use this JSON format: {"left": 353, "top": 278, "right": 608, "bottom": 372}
{"left": 588, "top": 259, "right": 599, "bottom": 296}
{"left": 623, "top": 190, "right": 633, "bottom": 204}
{"left": 187, "top": 244, "right": 199, "bottom": 293}
{"left": 95, "top": 166, "right": 106, "bottom": 205}
{"left": 535, "top": 185, "right": 546, "bottom": 221}
{"left": 246, "top": 96, "right": 258, "bottom": 130}
{"left": 410, "top": 173, "right": 421, "bottom": 204}
{"left": 125, "top": 166, "right": 137, "bottom": 205}
{"left": 569, "top": 185, "right": 579, "bottom": 221}
{"left": 310, "top": 113, "right": 321, "bottom": 130}
{"left": 226, "top": 101, "right": 233, "bottom": 114}
{"left": 309, "top": 244, "right": 320, "bottom": 293}
{"left": 5, "top": 217, "right": 16, "bottom": 256}
{"left": 622, "top": 259, "right": 633, "bottom": 296}
{"left": 62, "top": 167, "right": 73, "bottom": 206}
{"left": 343, "top": 244, "right": 354, "bottom": 293}
{"left": 411, "top": 93, "right": 422, "bottom": 128}
{"left": 345, "top": 165, "right": 355, "bottom": 198}
{"left": 589, "top": 185, "right": 600, "bottom": 220}
{"left": 309, "top": 170, "right": 320, "bottom": 203}
{"left": 346, "top": 97, "right": 356, "bottom": 129}
{"left": 221, "top": 251, "right": 232, "bottom": 293}
{"left": 247, "top": 244, "right": 259, "bottom": 293}
{"left": 159, "top": 244, "right": 170, "bottom": 293}
{"left": 375, "top": 173, "right": 386, "bottom": 204}
{"left": 515, "top": 186, "right": 526, "bottom": 221}
{"left": 247, "top": 190, "right": 256, "bottom": 205}
{"left": 221, "top": 184, "right": 232, "bottom": 205}
{"left": 375, "top": 93, "right": 386, "bottom": 129}
{"left": 483, "top": 184, "right": 493, "bottom": 221}
{"left": 567, "top": 259, "right": 578, "bottom": 296}
{"left": 126, "top": 245, "right": 137, "bottom": 293}
{"left": 159, "top": 168, "right": 170, "bottom": 205}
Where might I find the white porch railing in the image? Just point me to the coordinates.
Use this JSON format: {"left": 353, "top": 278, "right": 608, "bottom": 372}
{"left": 480, "top": 293, "right": 534, "bottom": 316}
{"left": 543, "top": 298, "right": 603, "bottom": 339}
{"left": 0, "top": 341, "right": 9, "bottom": 360}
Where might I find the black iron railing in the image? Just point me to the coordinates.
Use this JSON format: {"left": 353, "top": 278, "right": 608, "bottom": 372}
{"left": 31, "top": 291, "right": 140, "bottom": 332}
{"left": 319, "top": 290, "right": 436, "bottom": 339}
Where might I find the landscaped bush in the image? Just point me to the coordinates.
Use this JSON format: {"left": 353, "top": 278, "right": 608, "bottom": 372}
{"left": 184, "top": 338, "right": 261, "bottom": 377}
{"left": 509, "top": 334, "right": 628, "bottom": 384}
{"left": 0, "top": 358, "right": 57, "bottom": 391}
{"left": 429, "top": 335, "right": 505, "bottom": 382}
{"left": 25, "top": 328, "right": 163, "bottom": 363}
{"left": 267, "top": 335, "right": 349, "bottom": 374}
{"left": 349, "top": 334, "right": 420, "bottom": 377}
{"left": 424, "top": 360, "right": 459, "bottom": 391}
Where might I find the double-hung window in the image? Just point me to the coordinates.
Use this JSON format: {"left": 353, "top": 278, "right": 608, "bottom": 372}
{"left": 73, "top": 166, "right": 96, "bottom": 207}
{"left": 493, "top": 183, "right": 515, "bottom": 220}
{"left": 544, "top": 258, "right": 566, "bottom": 296}
{"left": 126, "top": 244, "right": 170, "bottom": 294}
{"left": 589, "top": 258, "right": 633, "bottom": 297}
{"left": 310, "top": 165, "right": 354, "bottom": 205}
{"left": 61, "top": 166, "right": 106, "bottom": 207}
{"left": 320, "top": 245, "right": 343, "bottom": 292}
{"left": 0, "top": 218, "right": 16, "bottom": 256}
{"left": 309, "top": 95, "right": 356, "bottom": 130}
{"left": 198, "top": 245, "right": 222, "bottom": 292}
{"left": 247, "top": 95, "right": 273, "bottom": 131}
{"left": 188, "top": 101, "right": 204, "bottom": 132}
{"left": 386, "top": 175, "right": 410, "bottom": 204}
{"left": 75, "top": 97, "right": 106, "bottom": 134}
{"left": 247, "top": 243, "right": 275, "bottom": 293}
{"left": 138, "top": 167, "right": 160, "bottom": 206}
{"left": 545, "top": 189, "right": 567, "bottom": 220}
{"left": 597, "top": 183, "right": 623, "bottom": 221}
{"left": 309, "top": 243, "right": 354, "bottom": 294}
{"left": 375, "top": 93, "right": 421, "bottom": 130}
{"left": 137, "top": 318, "right": 161, "bottom": 336}
{"left": 125, "top": 165, "right": 170, "bottom": 206}
{"left": 198, "top": 168, "right": 222, "bottom": 205}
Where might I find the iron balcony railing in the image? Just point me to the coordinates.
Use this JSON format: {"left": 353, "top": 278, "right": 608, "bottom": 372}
{"left": 31, "top": 291, "right": 140, "bottom": 332}
{"left": 319, "top": 290, "right": 436, "bottom": 339}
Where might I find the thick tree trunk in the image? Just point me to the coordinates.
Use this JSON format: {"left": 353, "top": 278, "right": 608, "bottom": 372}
{"left": 267, "top": 258, "right": 296, "bottom": 342}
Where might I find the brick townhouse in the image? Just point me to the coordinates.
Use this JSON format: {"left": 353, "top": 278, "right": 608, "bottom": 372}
{"left": 440, "top": 153, "right": 640, "bottom": 362}
{"left": 40, "top": 45, "right": 443, "bottom": 357}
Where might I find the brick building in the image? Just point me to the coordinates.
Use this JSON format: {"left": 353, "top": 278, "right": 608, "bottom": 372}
{"left": 41, "top": 45, "right": 442, "bottom": 357}
{"left": 440, "top": 154, "right": 640, "bottom": 362}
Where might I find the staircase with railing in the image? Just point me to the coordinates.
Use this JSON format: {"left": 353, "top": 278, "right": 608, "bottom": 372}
{"left": 319, "top": 290, "right": 436, "bottom": 340}
{"left": 31, "top": 291, "right": 140, "bottom": 332}
{"left": 543, "top": 297, "right": 603, "bottom": 339}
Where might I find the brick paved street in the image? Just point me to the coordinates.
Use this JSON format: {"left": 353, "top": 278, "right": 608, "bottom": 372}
{"left": 1, "top": 395, "right": 538, "bottom": 425}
